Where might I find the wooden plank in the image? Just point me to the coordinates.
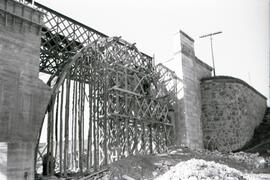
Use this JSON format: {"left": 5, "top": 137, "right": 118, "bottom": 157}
{"left": 149, "top": 124, "right": 153, "bottom": 154}
{"left": 109, "top": 87, "right": 142, "bottom": 97}
{"left": 64, "top": 78, "right": 70, "bottom": 176}
{"left": 54, "top": 93, "right": 59, "bottom": 165}
{"left": 74, "top": 76, "right": 78, "bottom": 170}
{"left": 103, "top": 66, "right": 108, "bottom": 165}
{"left": 78, "top": 63, "right": 83, "bottom": 173}
{"left": 93, "top": 68, "right": 97, "bottom": 170}
{"left": 59, "top": 82, "right": 64, "bottom": 175}
{"left": 87, "top": 68, "right": 93, "bottom": 169}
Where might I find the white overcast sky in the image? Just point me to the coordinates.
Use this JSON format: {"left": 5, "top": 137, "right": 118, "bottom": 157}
{"left": 37, "top": 0, "right": 270, "bottom": 102}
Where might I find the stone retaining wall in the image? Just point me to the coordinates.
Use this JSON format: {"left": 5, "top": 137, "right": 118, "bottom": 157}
{"left": 201, "top": 76, "right": 267, "bottom": 152}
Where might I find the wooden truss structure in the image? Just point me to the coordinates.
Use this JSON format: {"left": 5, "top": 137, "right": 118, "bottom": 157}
{"left": 19, "top": 0, "right": 182, "bottom": 176}
{"left": 43, "top": 37, "right": 179, "bottom": 175}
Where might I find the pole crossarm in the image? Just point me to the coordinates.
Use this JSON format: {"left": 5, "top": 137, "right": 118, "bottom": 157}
{"left": 199, "top": 31, "right": 222, "bottom": 76}
{"left": 199, "top": 31, "right": 222, "bottom": 38}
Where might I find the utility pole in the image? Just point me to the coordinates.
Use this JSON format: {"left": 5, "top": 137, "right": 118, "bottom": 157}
{"left": 199, "top": 31, "right": 222, "bottom": 76}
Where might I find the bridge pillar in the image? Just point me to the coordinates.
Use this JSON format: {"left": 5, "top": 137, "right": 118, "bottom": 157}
{"left": 173, "top": 31, "right": 212, "bottom": 150}
{"left": 0, "top": 0, "right": 51, "bottom": 179}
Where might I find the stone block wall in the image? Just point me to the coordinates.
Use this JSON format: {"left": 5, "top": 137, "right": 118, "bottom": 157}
{"left": 0, "top": 0, "right": 51, "bottom": 179}
{"left": 201, "top": 76, "right": 267, "bottom": 152}
{"left": 174, "top": 31, "right": 212, "bottom": 149}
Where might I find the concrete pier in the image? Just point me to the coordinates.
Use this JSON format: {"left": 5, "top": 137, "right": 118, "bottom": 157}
{"left": 0, "top": 0, "right": 51, "bottom": 179}
{"left": 174, "top": 31, "right": 212, "bottom": 150}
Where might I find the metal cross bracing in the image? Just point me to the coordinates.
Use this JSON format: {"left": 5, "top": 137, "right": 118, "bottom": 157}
{"left": 26, "top": 0, "right": 153, "bottom": 75}
{"left": 15, "top": 0, "right": 182, "bottom": 177}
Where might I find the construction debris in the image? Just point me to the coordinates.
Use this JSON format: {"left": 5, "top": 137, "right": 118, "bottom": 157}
{"left": 155, "top": 159, "right": 246, "bottom": 180}
{"left": 200, "top": 150, "right": 269, "bottom": 169}
{"left": 103, "top": 147, "right": 270, "bottom": 180}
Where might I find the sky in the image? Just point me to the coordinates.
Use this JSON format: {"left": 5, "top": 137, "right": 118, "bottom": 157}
{"left": 37, "top": 0, "right": 269, "bottom": 103}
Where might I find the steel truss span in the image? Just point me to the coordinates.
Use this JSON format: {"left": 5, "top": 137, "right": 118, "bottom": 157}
{"left": 31, "top": 0, "right": 152, "bottom": 75}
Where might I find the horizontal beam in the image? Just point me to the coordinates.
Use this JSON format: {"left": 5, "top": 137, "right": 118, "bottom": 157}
{"left": 109, "top": 86, "right": 143, "bottom": 97}
{"left": 199, "top": 31, "right": 222, "bottom": 38}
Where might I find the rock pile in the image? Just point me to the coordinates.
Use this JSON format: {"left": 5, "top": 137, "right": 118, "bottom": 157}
{"left": 155, "top": 159, "right": 246, "bottom": 180}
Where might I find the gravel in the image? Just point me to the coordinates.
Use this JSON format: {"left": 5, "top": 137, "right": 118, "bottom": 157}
{"left": 155, "top": 158, "right": 248, "bottom": 180}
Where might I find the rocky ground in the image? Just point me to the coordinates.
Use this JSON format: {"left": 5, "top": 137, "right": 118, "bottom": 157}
{"left": 101, "top": 146, "right": 270, "bottom": 180}
{"left": 38, "top": 146, "right": 270, "bottom": 180}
